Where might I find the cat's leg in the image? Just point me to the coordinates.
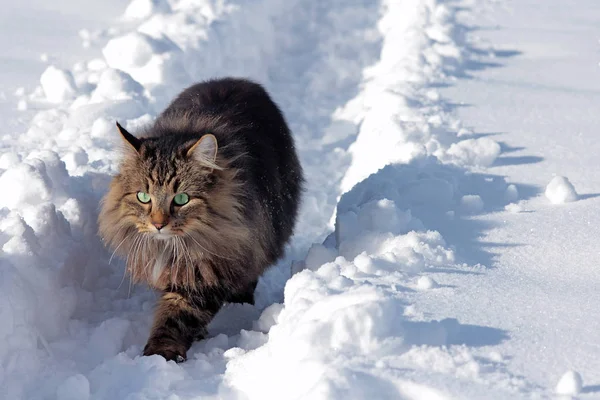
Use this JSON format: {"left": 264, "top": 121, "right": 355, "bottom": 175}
{"left": 227, "top": 279, "right": 258, "bottom": 305}
{"left": 143, "top": 291, "right": 222, "bottom": 362}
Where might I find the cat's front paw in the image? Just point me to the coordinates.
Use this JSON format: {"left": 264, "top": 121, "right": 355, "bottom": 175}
{"left": 143, "top": 337, "right": 188, "bottom": 363}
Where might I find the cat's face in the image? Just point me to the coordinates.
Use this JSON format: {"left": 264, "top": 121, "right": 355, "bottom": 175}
{"left": 118, "top": 155, "right": 211, "bottom": 240}
{"left": 99, "top": 123, "right": 251, "bottom": 288}
{"left": 102, "top": 123, "right": 220, "bottom": 241}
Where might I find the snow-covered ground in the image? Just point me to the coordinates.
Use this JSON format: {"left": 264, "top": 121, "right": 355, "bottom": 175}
{"left": 1, "top": 0, "right": 599, "bottom": 398}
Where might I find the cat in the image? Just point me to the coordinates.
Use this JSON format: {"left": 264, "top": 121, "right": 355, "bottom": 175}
{"left": 98, "top": 77, "right": 303, "bottom": 362}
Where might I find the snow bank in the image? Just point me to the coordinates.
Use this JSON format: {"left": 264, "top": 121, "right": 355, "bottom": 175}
{"left": 225, "top": 159, "right": 460, "bottom": 398}
{"left": 0, "top": 153, "right": 96, "bottom": 398}
{"left": 338, "top": 0, "right": 502, "bottom": 193}
{"left": 224, "top": 151, "right": 526, "bottom": 397}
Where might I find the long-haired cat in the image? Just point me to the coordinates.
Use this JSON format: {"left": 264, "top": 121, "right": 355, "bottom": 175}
{"left": 98, "top": 78, "right": 303, "bottom": 362}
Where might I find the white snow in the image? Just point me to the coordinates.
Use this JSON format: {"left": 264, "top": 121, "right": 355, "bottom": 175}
{"left": 125, "top": 0, "right": 171, "bottom": 20}
{"left": 555, "top": 370, "right": 583, "bottom": 396}
{"left": 56, "top": 374, "right": 91, "bottom": 400}
{"left": 504, "top": 184, "right": 519, "bottom": 202}
{"left": 40, "top": 66, "right": 78, "bottom": 103}
{"left": 0, "top": 162, "right": 53, "bottom": 209}
{"left": 443, "top": 137, "right": 502, "bottom": 168}
{"left": 545, "top": 176, "right": 579, "bottom": 204}
{"left": 1, "top": 0, "right": 599, "bottom": 398}
{"left": 417, "top": 276, "right": 439, "bottom": 290}
{"left": 504, "top": 202, "right": 524, "bottom": 213}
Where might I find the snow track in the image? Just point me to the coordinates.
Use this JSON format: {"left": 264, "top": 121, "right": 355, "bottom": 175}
{"left": 0, "top": 0, "right": 594, "bottom": 398}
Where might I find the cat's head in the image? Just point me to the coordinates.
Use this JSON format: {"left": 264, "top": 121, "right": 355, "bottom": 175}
{"left": 98, "top": 121, "right": 247, "bottom": 271}
{"left": 98, "top": 122, "right": 257, "bottom": 288}
{"left": 106, "top": 122, "right": 221, "bottom": 238}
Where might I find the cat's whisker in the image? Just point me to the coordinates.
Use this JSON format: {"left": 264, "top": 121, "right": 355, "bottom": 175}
{"left": 171, "top": 238, "right": 179, "bottom": 286}
{"left": 140, "top": 235, "right": 149, "bottom": 278}
{"left": 109, "top": 235, "right": 129, "bottom": 265}
{"left": 124, "top": 235, "right": 138, "bottom": 271}
{"left": 117, "top": 234, "right": 138, "bottom": 291}
{"left": 183, "top": 238, "right": 194, "bottom": 272}
{"left": 133, "top": 235, "right": 150, "bottom": 296}
{"left": 124, "top": 234, "right": 146, "bottom": 293}
{"left": 132, "top": 234, "right": 148, "bottom": 280}
{"left": 127, "top": 274, "right": 133, "bottom": 299}
{"left": 126, "top": 237, "right": 140, "bottom": 299}
{"left": 134, "top": 235, "right": 143, "bottom": 261}
{"left": 181, "top": 239, "right": 191, "bottom": 290}
{"left": 177, "top": 236, "right": 195, "bottom": 290}
{"left": 153, "top": 238, "right": 170, "bottom": 284}
{"left": 184, "top": 233, "right": 234, "bottom": 261}
{"left": 179, "top": 240, "right": 189, "bottom": 280}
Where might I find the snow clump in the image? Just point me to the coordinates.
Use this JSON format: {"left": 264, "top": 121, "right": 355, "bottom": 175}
{"left": 545, "top": 176, "right": 578, "bottom": 204}
{"left": 40, "top": 66, "right": 78, "bottom": 103}
{"left": 555, "top": 370, "right": 583, "bottom": 396}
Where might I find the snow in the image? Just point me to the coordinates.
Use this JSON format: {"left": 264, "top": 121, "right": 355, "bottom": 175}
{"left": 545, "top": 176, "right": 579, "bottom": 204}
{"left": 56, "top": 374, "right": 91, "bottom": 400}
{"left": 460, "top": 194, "right": 484, "bottom": 214}
{"left": 417, "top": 276, "right": 439, "bottom": 290}
{"left": 443, "top": 137, "right": 501, "bottom": 168}
{"left": 1, "top": 0, "right": 600, "bottom": 398}
{"left": 555, "top": 370, "right": 583, "bottom": 396}
{"left": 125, "top": 0, "right": 172, "bottom": 20}
{"left": 40, "top": 66, "right": 78, "bottom": 103}
{"left": 504, "top": 184, "right": 519, "bottom": 202}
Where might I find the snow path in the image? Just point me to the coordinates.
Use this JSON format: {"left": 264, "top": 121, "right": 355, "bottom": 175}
{"left": 0, "top": 0, "right": 597, "bottom": 398}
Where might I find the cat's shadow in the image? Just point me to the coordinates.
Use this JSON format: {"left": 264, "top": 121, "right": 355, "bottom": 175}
{"left": 206, "top": 302, "right": 261, "bottom": 337}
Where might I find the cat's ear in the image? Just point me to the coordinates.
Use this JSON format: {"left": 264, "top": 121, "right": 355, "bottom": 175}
{"left": 116, "top": 121, "right": 141, "bottom": 152}
{"left": 187, "top": 134, "right": 219, "bottom": 169}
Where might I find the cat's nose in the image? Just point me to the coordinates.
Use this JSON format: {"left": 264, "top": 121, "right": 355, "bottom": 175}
{"left": 153, "top": 222, "right": 166, "bottom": 231}
{"left": 151, "top": 212, "right": 169, "bottom": 231}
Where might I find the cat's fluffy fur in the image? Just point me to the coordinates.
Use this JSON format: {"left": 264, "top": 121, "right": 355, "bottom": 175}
{"left": 98, "top": 78, "right": 303, "bottom": 361}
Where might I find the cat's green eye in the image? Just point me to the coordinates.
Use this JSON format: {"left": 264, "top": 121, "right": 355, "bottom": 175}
{"left": 173, "top": 193, "right": 189, "bottom": 206}
{"left": 137, "top": 191, "right": 151, "bottom": 204}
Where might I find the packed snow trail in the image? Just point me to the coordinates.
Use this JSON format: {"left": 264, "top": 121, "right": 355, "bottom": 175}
{"left": 0, "top": 0, "right": 596, "bottom": 398}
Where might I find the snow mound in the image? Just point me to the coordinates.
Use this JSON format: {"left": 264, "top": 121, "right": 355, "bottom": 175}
{"left": 0, "top": 162, "right": 53, "bottom": 209}
{"left": 125, "top": 0, "right": 171, "bottom": 20}
{"left": 443, "top": 137, "right": 501, "bottom": 168}
{"left": 545, "top": 176, "right": 578, "bottom": 204}
{"left": 504, "top": 184, "right": 519, "bottom": 202}
{"left": 102, "top": 32, "right": 189, "bottom": 89}
{"left": 555, "top": 370, "right": 583, "bottom": 396}
{"left": 460, "top": 194, "right": 484, "bottom": 214}
{"left": 417, "top": 276, "right": 439, "bottom": 290}
{"left": 40, "top": 66, "right": 78, "bottom": 103}
{"left": 90, "top": 68, "right": 146, "bottom": 103}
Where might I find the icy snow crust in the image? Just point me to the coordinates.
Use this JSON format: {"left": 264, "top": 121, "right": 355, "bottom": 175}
{"left": 0, "top": 0, "right": 565, "bottom": 398}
